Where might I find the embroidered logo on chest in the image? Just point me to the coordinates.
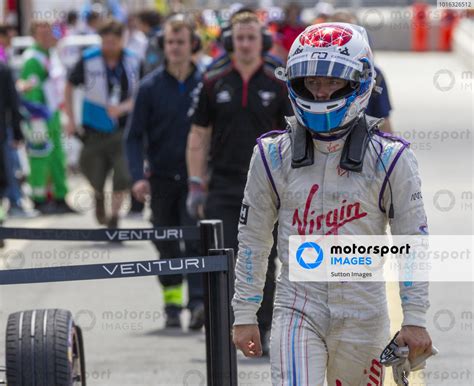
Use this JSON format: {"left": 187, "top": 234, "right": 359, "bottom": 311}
{"left": 216, "top": 90, "right": 232, "bottom": 103}
{"left": 337, "top": 165, "right": 349, "bottom": 177}
{"left": 258, "top": 90, "right": 276, "bottom": 107}
{"left": 292, "top": 184, "right": 367, "bottom": 235}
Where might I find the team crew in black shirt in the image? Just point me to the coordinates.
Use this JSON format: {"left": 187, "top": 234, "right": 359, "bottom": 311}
{"left": 186, "top": 10, "right": 292, "bottom": 352}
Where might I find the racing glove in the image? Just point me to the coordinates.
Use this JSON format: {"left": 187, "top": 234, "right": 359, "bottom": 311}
{"left": 186, "top": 176, "right": 207, "bottom": 219}
{"left": 380, "top": 331, "right": 439, "bottom": 386}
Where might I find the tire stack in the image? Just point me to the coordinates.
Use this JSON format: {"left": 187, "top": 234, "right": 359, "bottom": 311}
{"left": 6, "top": 309, "right": 86, "bottom": 386}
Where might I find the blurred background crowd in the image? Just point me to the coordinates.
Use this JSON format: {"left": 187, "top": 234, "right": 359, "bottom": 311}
{"left": 0, "top": 0, "right": 469, "bottom": 219}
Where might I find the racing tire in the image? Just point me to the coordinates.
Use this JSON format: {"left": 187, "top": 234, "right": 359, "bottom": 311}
{"left": 6, "top": 309, "right": 86, "bottom": 386}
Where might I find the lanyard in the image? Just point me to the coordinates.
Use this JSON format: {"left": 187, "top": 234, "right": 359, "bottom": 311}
{"left": 106, "top": 63, "right": 123, "bottom": 87}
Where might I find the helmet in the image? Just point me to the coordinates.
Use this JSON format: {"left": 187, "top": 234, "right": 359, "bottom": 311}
{"left": 286, "top": 23, "right": 375, "bottom": 133}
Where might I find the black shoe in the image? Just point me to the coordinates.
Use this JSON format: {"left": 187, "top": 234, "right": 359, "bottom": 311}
{"left": 33, "top": 201, "right": 57, "bottom": 215}
{"left": 165, "top": 313, "right": 181, "bottom": 328}
{"left": 130, "top": 196, "right": 144, "bottom": 212}
{"left": 165, "top": 305, "right": 182, "bottom": 328}
{"left": 189, "top": 303, "right": 205, "bottom": 331}
{"left": 53, "top": 199, "right": 78, "bottom": 214}
{"left": 107, "top": 216, "right": 118, "bottom": 229}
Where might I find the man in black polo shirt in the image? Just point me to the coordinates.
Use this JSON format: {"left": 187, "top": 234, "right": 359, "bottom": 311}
{"left": 126, "top": 15, "right": 204, "bottom": 330}
{"left": 186, "top": 11, "right": 292, "bottom": 352}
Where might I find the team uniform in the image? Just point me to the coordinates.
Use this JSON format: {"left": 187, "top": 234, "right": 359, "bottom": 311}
{"left": 233, "top": 125, "right": 429, "bottom": 384}
{"left": 126, "top": 65, "right": 204, "bottom": 319}
{"left": 366, "top": 66, "right": 392, "bottom": 120}
{"left": 232, "top": 23, "right": 430, "bottom": 385}
{"left": 20, "top": 43, "right": 68, "bottom": 204}
{"left": 68, "top": 47, "right": 141, "bottom": 195}
{"left": 193, "top": 57, "right": 292, "bottom": 334}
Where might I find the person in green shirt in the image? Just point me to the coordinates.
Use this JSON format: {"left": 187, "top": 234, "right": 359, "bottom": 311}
{"left": 20, "top": 21, "right": 75, "bottom": 214}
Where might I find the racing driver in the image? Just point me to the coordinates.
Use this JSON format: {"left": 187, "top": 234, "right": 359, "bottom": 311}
{"left": 232, "top": 23, "right": 432, "bottom": 385}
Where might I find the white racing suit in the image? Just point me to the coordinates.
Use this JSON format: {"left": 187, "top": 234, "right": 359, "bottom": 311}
{"left": 232, "top": 127, "right": 430, "bottom": 386}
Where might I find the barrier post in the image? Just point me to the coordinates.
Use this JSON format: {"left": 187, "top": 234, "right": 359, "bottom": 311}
{"left": 207, "top": 248, "right": 237, "bottom": 386}
{"left": 412, "top": 2, "right": 429, "bottom": 51}
{"left": 199, "top": 220, "right": 225, "bottom": 386}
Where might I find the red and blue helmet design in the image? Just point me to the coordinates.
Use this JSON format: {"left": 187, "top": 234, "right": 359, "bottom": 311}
{"left": 286, "top": 23, "right": 375, "bottom": 133}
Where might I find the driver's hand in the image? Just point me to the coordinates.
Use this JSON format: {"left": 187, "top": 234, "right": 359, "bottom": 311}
{"left": 396, "top": 325, "right": 432, "bottom": 363}
{"left": 233, "top": 324, "right": 262, "bottom": 358}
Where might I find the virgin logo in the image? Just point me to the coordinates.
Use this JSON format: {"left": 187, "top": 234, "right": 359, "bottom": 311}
{"left": 292, "top": 184, "right": 367, "bottom": 235}
{"left": 327, "top": 142, "right": 340, "bottom": 152}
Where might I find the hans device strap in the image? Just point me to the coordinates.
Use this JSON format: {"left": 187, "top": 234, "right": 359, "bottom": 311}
{"left": 288, "top": 116, "right": 314, "bottom": 168}
{"left": 340, "top": 115, "right": 384, "bottom": 172}
{"left": 288, "top": 114, "right": 384, "bottom": 172}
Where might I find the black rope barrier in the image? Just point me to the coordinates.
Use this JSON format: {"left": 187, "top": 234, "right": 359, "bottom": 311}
{"left": 0, "top": 226, "right": 201, "bottom": 241}
{"left": 0, "top": 255, "right": 228, "bottom": 285}
{"left": 0, "top": 220, "right": 238, "bottom": 386}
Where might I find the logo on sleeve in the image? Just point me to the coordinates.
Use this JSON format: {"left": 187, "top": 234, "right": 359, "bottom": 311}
{"left": 377, "top": 146, "right": 394, "bottom": 171}
{"left": 419, "top": 224, "right": 428, "bottom": 234}
{"left": 410, "top": 191, "right": 423, "bottom": 201}
{"left": 187, "top": 82, "right": 203, "bottom": 117}
{"left": 239, "top": 204, "right": 250, "bottom": 225}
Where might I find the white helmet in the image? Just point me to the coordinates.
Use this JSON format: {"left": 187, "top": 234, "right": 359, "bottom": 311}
{"left": 286, "top": 22, "right": 375, "bottom": 133}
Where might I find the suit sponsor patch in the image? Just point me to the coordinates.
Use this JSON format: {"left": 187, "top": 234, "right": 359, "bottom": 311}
{"left": 239, "top": 204, "right": 249, "bottom": 225}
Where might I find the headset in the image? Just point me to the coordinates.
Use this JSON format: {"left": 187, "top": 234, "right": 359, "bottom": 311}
{"left": 157, "top": 13, "right": 202, "bottom": 54}
{"left": 221, "top": 11, "right": 273, "bottom": 53}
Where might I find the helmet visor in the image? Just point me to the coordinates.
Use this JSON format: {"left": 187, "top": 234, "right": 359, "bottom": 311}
{"left": 287, "top": 55, "right": 363, "bottom": 83}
